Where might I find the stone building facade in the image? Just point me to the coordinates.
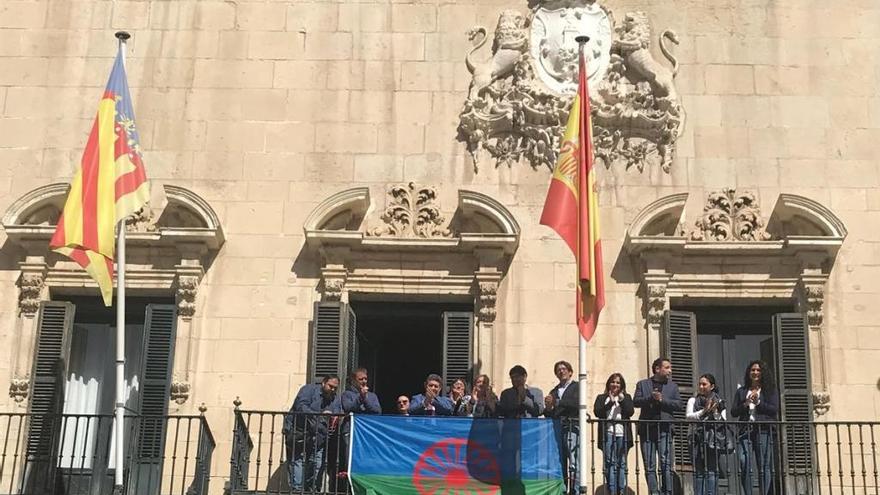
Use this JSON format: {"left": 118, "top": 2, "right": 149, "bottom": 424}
{"left": 0, "top": 0, "right": 879, "bottom": 488}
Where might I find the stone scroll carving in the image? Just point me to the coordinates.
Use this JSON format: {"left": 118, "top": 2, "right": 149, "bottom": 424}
{"left": 690, "top": 189, "right": 772, "bottom": 242}
{"left": 458, "top": 1, "right": 684, "bottom": 172}
{"left": 367, "top": 183, "right": 452, "bottom": 239}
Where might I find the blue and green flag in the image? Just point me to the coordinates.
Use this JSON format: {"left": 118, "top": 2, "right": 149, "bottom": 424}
{"left": 350, "top": 416, "right": 566, "bottom": 495}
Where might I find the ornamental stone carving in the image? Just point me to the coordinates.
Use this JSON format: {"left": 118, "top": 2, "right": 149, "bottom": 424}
{"left": 458, "top": 0, "right": 683, "bottom": 172}
{"left": 803, "top": 285, "right": 824, "bottom": 328}
{"left": 176, "top": 276, "right": 199, "bottom": 320}
{"left": 477, "top": 281, "right": 499, "bottom": 323}
{"left": 367, "top": 183, "right": 452, "bottom": 239}
{"left": 812, "top": 391, "right": 831, "bottom": 416}
{"left": 690, "top": 189, "right": 772, "bottom": 242}
{"left": 646, "top": 284, "right": 666, "bottom": 325}
{"left": 18, "top": 272, "right": 44, "bottom": 317}
{"left": 170, "top": 378, "right": 190, "bottom": 405}
{"left": 9, "top": 376, "right": 29, "bottom": 403}
{"left": 324, "top": 279, "right": 344, "bottom": 301}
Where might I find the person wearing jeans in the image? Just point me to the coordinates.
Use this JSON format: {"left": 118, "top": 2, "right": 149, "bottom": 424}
{"left": 633, "top": 358, "right": 682, "bottom": 495}
{"left": 686, "top": 373, "right": 728, "bottom": 495}
{"left": 545, "top": 361, "right": 581, "bottom": 493}
{"left": 283, "top": 375, "right": 339, "bottom": 492}
{"left": 730, "top": 360, "right": 779, "bottom": 495}
{"left": 594, "top": 373, "right": 634, "bottom": 495}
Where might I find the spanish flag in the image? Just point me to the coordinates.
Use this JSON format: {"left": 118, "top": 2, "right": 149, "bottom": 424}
{"left": 539, "top": 47, "right": 605, "bottom": 341}
{"left": 50, "top": 49, "right": 150, "bottom": 306}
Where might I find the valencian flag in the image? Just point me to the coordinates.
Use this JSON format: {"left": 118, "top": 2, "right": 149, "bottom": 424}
{"left": 350, "top": 415, "right": 565, "bottom": 495}
{"left": 50, "top": 50, "right": 150, "bottom": 306}
{"left": 539, "top": 46, "right": 604, "bottom": 341}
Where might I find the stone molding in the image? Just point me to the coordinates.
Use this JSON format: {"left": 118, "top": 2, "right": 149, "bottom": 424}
{"left": 0, "top": 183, "right": 224, "bottom": 408}
{"left": 627, "top": 190, "right": 847, "bottom": 416}
{"left": 305, "top": 185, "right": 520, "bottom": 379}
{"left": 459, "top": 2, "right": 684, "bottom": 172}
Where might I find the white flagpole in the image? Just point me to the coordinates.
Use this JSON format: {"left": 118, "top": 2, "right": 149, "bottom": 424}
{"left": 114, "top": 29, "right": 131, "bottom": 493}
{"left": 574, "top": 35, "right": 590, "bottom": 495}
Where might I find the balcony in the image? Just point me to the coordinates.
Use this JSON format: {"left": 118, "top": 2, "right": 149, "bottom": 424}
{"left": 0, "top": 413, "right": 214, "bottom": 495}
{"left": 229, "top": 408, "right": 880, "bottom": 495}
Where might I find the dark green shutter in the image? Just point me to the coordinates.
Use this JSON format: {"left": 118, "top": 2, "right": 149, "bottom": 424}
{"left": 128, "top": 304, "right": 177, "bottom": 495}
{"left": 310, "top": 302, "right": 358, "bottom": 384}
{"left": 773, "top": 313, "right": 815, "bottom": 492}
{"left": 25, "top": 302, "right": 74, "bottom": 491}
{"left": 662, "top": 310, "right": 697, "bottom": 465}
{"left": 442, "top": 312, "right": 473, "bottom": 386}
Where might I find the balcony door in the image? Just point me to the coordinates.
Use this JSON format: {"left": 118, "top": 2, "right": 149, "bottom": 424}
{"left": 310, "top": 301, "right": 474, "bottom": 413}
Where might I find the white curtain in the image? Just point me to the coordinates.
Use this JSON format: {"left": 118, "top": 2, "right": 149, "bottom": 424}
{"left": 60, "top": 324, "right": 143, "bottom": 469}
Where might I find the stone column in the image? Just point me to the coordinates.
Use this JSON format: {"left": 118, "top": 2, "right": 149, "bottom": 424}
{"left": 10, "top": 256, "right": 48, "bottom": 406}
{"left": 171, "top": 253, "right": 205, "bottom": 408}
{"left": 474, "top": 270, "right": 500, "bottom": 381}
{"left": 642, "top": 262, "right": 671, "bottom": 370}
{"left": 797, "top": 257, "right": 831, "bottom": 417}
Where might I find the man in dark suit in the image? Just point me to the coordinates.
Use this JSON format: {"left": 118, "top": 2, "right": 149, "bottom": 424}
{"left": 283, "top": 375, "right": 339, "bottom": 491}
{"left": 544, "top": 360, "right": 580, "bottom": 494}
{"left": 498, "top": 365, "right": 544, "bottom": 418}
{"left": 633, "top": 357, "right": 682, "bottom": 495}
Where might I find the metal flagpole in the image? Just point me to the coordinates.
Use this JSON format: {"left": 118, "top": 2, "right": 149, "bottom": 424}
{"left": 114, "top": 29, "right": 131, "bottom": 494}
{"left": 574, "top": 35, "right": 590, "bottom": 495}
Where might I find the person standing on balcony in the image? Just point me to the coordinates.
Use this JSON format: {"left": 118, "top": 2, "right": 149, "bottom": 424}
{"left": 396, "top": 396, "right": 410, "bottom": 415}
{"left": 498, "top": 365, "right": 545, "bottom": 418}
{"left": 329, "top": 368, "right": 381, "bottom": 490}
{"left": 471, "top": 374, "right": 498, "bottom": 418}
{"left": 409, "top": 374, "right": 454, "bottom": 415}
{"left": 545, "top": 360, "right": 581, "bottom": 494}
{"left": 730, "top": 360, "right": 779, "bottom": 495}
{"left": 337, "top": 368, "right": 382, "bottom": 414}
{"left": 633, "top": 357, "right": 681, "bottom": 495}
{"left": 283, "top": 374, "right": 339, "bottom": 492}
{"left": 594, "top": 373, "right": 635, "bottom": 495}
{"left": 686, "top": 373, "right": 728, "bottom": 495}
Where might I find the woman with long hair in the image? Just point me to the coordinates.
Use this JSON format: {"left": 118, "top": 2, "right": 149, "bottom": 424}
{"left": 593, "top": 373, "right": 634, "bottom": 495}
{"left": 686, "top": 373, "right": 728, "bottom": 495}
{"left": 730, "top": 360, "right": 779, "bottom": 495}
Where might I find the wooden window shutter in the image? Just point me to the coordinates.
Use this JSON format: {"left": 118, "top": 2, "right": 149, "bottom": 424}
{"left": 25, "top": 301, "right": 75, "bottom": 490}
{"left": 661, "top": 310, "right": 697, "bottom": 465}
{"left": 773, "top": 313, "right": 815, "bottom": 490}
{"left": 310, "top": 302, "right": 357, "bottom": 384}
{"left": 442, "top": 312, "right": 473, "bottom": 387}
{"left": 129, "top": 304, "right": 177, "bottom": 494}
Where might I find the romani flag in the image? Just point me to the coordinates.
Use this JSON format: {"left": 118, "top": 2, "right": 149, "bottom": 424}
{"left": 50, "top": 49, "right": 150, "bottom": 306}
{"left": 539, "top": 48, "right": 605, "bottom": 341}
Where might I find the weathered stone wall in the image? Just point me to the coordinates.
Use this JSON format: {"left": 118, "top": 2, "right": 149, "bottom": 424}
{"left": 0, "top": 0, "right": 879, "bottom": 486}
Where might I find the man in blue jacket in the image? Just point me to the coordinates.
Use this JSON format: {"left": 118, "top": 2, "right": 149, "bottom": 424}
{"left": 409, "top": 373, "right": 454, "bottom": 415}
{"left": 633, "top": 357, "right": 682, "bottom": 495}
{"left": 283, "top": 375, "right": 339, "bottom": 491}
{"left": 328, "top": 368, "right": 381, "bottom": 491}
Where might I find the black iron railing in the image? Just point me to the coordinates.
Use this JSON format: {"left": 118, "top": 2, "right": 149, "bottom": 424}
{"left": 229, "top": 409, "right": 880, "bottom": 495}
{"left": 0, "top": 412, "right": 214, "bottom": 495}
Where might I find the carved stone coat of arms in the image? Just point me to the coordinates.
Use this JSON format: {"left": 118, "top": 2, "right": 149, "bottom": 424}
{"left": 458, "top": 0, "right": 684, "bottom": 173}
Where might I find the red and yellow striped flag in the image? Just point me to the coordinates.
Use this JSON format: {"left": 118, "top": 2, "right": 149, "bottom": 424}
{"left": 50, "top": 51, "right": 150, "bottom": 306}
{"left": 539, "top": 49, "right": 605, "bottom": 341}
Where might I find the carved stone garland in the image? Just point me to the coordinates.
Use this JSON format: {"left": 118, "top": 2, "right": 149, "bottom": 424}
{"left": 368, "top": 183, "right": 452, "bottom": 238}
{"left": 176, "top": 275, "right": 199, "bottom": 320}
{"left": 690, "top": 189, "right": 772, "bottom": 242}
{"left": 458, "top": 2, "right": 684, "bottom": 173}
{"left": 646, "top": 284, "right": 666, "bottom": 325}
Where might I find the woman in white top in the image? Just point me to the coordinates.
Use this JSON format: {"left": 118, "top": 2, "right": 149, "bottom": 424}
{"left": 593, "top": 373, "right": 634, "bottom": 495}
{"left": 686, "top": 373, "right": 728, "bottom": 495}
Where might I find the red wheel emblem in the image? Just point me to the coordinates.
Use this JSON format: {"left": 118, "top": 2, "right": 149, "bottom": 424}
{"left": 412, "top": 438, "right": 501, "bottom": 495}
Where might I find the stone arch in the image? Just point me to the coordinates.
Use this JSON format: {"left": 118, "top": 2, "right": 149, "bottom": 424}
{"left": 767, "top": 193, "right": 848, "bottom": 239}
{"left": 0, "top": 183, "right": 225, "bottom": 407}
{"left": 627, "top": 192, "right": 688, "bottom": 238}
{"left": 303, "top": 183, "right": 521, "bottom": 380}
